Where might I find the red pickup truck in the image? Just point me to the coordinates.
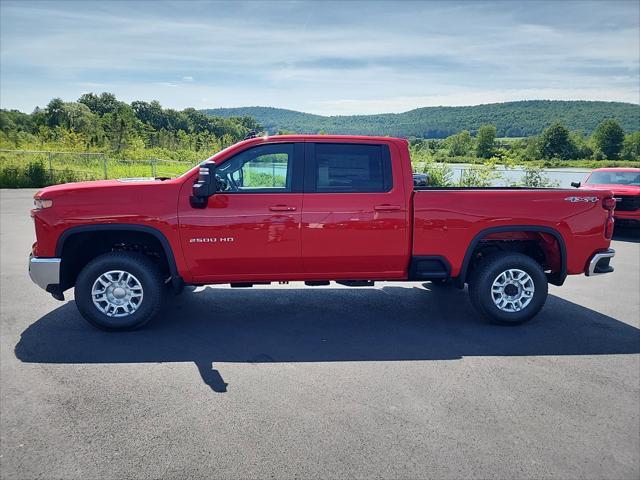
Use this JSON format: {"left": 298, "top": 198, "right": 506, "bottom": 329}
{"left": 573, "top": 167, "right": 640, "bottom": 226}
{"left": 29, "top": 135, "right": 616, "bottom": 330}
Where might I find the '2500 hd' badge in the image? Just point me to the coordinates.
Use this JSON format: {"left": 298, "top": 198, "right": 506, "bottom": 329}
{"left": 190, "top": 237, "right": 235, "bottom": 243}
{"left": 564, "top": 196, "right": 598, "bottom": 203}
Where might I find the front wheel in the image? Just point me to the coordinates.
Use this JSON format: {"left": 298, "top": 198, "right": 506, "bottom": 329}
{"left": 468, "top": 253, "right": 548, "bottom": 325}
{"left": 75, "top": 252, "right": 164, "bottom": 331}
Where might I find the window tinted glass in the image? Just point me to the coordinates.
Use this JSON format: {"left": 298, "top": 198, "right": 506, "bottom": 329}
{"left": 216, "top": 144, "right": 293, "bottom": 192}
{"left": 314, "top": 143, "right": 392, "bottom": 192}
{"left": 586, "top": 171, "right": 640, "bottom": 186}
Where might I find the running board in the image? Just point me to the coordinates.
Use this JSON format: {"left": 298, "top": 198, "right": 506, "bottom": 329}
{"left": 230, "top": 282, "right": 271, "bottom": 288}
{"left": 335, "top": 280, "right": 375, "bottom": 287}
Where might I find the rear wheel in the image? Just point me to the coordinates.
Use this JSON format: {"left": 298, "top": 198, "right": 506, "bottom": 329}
{"left": 468, "top": 253, "right": 548, "bottom": 325}
{"left": 75, "top": 252, "right": 164, "bottom": 331}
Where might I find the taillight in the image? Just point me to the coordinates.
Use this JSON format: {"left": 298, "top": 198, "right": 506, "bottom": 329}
{"left": 603, "top": 196, "right": 615, "bottom": 239}
{"left": 605, "top": 217, "right": 614, "bottom": 239}
{"left": 602, "top": 197, "right": 616, "bottom": 211}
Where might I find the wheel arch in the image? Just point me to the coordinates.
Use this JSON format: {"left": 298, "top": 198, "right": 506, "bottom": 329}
{"left": 457, "top": 225, "right": 567, "bottom": 287}
{"left": 55, "top": 224, "right": 181, "bottom": 290}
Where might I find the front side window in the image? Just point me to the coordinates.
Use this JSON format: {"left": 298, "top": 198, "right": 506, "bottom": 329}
{"left": 312, "top": 143, "right": 392, "bottom": 193}
{"left": 215, "top": 144, "right": 293, "bottom": 192}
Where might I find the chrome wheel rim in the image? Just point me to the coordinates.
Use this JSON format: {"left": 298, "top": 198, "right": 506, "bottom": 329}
{"left": 491, "top": 268, "right": 535, "bottom": 313}
{"left": 91, "top": 270, "right": 143, "bottom": 317}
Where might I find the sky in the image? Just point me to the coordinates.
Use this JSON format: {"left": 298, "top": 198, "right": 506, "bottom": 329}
{"left": 1, "top": 0, "right": 639, "bottom": 115}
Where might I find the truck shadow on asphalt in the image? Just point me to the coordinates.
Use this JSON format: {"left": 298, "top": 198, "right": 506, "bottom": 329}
{"left": 15, "top": 285, "right": 640, "bottom": 393}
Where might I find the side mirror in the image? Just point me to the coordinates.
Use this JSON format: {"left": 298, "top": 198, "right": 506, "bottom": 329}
{"left": 571, "top": 181, "right": 581, "bottom": 188}
{"left": 413, "top": 173, "right": 430, "bottom": 187}
{"left": 190, "top": 163, "right": 217, "bottom": 208}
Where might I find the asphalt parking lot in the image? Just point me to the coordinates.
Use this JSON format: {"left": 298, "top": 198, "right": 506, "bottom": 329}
{"left": 1, "top": 188, "right": 639, "bottom": 480}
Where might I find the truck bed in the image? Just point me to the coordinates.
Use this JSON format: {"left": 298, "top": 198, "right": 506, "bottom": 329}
{"left": 411, "top": 188, "right": 612, "bottom": 278}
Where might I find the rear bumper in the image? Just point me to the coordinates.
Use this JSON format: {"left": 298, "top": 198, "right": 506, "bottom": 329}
{"left": 29, "top": 255, "right": 62, "bottom": 292}
{"left": 585, "top": 248, "right": 615, "bottom": 276}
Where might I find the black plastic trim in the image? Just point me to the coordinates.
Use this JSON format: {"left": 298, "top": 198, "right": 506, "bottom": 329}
{"left": 56, "top": 224, "right": 180, "bottom": 279}
{"left": 46, "top": 284, "right": 65, "bottom": 301}
{"left": 594, "top": 257, "right": 614, "bottom": 274}
{"left": 409, "top": 255, "right": 452, "bottom": 280}
{"left": 335, "top": 280, "right": 376, "bottom": 287}
{"left": 457, "top": 225, "right": 567, "bottom": 287}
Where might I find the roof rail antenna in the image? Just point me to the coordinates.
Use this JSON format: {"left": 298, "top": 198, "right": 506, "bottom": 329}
{"left": 244, "top": 130, "right": 258, "bottom": 140}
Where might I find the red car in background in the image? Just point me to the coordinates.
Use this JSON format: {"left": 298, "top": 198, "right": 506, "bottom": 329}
{"left": 574, "top": 168, "right": 640, "bottom": 226}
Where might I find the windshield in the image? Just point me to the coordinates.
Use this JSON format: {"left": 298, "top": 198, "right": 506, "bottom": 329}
{"left": 586, "top": 171, "right": 640, "bottom": 186}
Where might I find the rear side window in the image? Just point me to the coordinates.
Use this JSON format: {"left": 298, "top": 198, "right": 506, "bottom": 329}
{"left": 309, "top": 143, "right": 392, "bottom": 193}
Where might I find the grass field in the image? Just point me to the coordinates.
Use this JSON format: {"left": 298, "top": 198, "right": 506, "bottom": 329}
{"left": 0, "top": 149, "right": 197, "bottom": 187}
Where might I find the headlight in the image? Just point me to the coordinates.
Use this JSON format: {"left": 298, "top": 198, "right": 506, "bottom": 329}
{"left": 33, "top": 198, "right": 53, "bottom": 210}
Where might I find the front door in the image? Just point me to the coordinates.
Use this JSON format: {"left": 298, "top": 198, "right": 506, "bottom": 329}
{"left": 179, "top": 142, "right": 304, "bottom": 282}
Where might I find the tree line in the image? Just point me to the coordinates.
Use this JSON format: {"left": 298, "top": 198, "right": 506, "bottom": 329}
{"left": 1, "top": 94, "right": 638, "bottom": 163}
{"left": 410, "top": 120, "right": 639, "bottom": 162}
{"left": 205, "top": 101, "right": 640, "bottom": 138}
{"left": 0, "top": 93, "right": 261, "bottom": 161}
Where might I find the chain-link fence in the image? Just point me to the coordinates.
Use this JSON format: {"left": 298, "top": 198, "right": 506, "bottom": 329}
{"left": 0, "top": 149, "right": 198, "bottom": 187}
{"left": 1, "top": 148, "right": 592, "bottom": 188}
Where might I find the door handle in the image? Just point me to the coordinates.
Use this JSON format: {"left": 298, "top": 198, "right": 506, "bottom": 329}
{"left": 269, "top": 205, "right": 297, "bottom": 212}
{"left": 374, "top": 204, "right": 401, "bottom": 211}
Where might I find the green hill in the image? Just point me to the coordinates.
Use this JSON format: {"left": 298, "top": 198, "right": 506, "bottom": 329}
{"left": 203, "top": 100, "right": 640, "bottom": 138}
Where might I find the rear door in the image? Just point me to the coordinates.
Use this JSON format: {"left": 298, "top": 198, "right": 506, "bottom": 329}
{"left": 301, "top": 141, "right": 409, "bottom": 279}
{"left": 179, "top": 142, "right": 304, "bottom": 282}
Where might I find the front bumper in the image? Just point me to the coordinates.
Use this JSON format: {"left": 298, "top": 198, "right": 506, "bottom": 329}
{"left": 29, "top": 255, "right": 61, "bottom": 291}
{"left": 614, "top": 210, "right": 640, "bottom": 221}
{"left": 585, "top": 248, "right": 615, "bottom": 276}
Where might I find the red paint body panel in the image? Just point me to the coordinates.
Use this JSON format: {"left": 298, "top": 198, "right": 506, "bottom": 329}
{"left": 412, "top": 189, "right": 611, "bottom": 275}
{"left": 31, "top": 135, "right": 615, "bottom": 287}
{"left": 178, "top": 190, "right": 304, "bottom": 281}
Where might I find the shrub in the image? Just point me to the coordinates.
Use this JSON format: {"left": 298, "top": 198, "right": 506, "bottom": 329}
{"left": 457, "top": 162, "right": 502, "bottom": 187}
{"left": 0, "top": 160, "right": 55, "bottom": 188}
{"left": 412, "top": 157, "right": 453, "bottom": 187}
{"left": 517, "top": 167, "right": 560, "bottom": 188}
{"left": 25, "top": 160, "right": 49, "bottom": 187}
{"left": 0, "top": 166, "right": 23, "bottom": 188}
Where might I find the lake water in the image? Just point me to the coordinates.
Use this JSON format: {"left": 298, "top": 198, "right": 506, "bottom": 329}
{"left": 446, "top": 164, "right": 592, "bottom": 187}
{"left": 251, "top": 163, "right": 593, "bottom": 188}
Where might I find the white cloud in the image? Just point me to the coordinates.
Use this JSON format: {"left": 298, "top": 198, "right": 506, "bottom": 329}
{"left": 0, "top": 0, "right": 638, "bottom": 113}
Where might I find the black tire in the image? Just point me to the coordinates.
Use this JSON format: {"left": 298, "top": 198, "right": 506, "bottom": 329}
{"left": 75, "top": 252, "right": 164, "bottom": 331}
{"left": 468, "top": 253, "right": 548, "bottom": 325}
